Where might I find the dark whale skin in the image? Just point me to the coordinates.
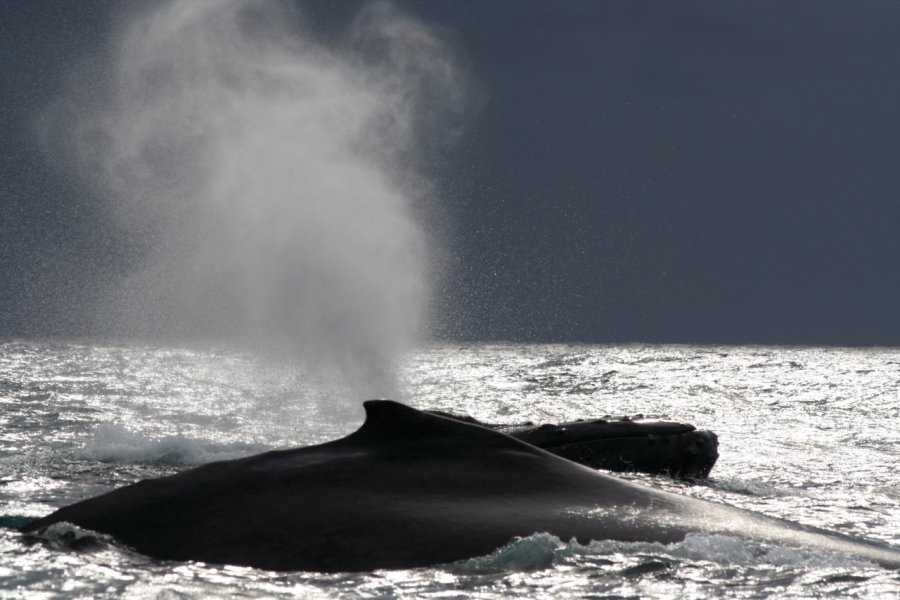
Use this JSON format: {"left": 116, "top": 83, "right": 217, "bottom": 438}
{"left": 20, "top": 401, "right": 900, "bottom": 572}
{"left": 477, "top": 415, "right": 719, "bottom": 478}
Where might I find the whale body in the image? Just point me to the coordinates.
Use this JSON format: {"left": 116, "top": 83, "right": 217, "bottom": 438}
{"left": 21, "top": 400, "right": 900, "bottom": 571}
{"left": 444, "top": 412, "right": 719, "bottom": 478}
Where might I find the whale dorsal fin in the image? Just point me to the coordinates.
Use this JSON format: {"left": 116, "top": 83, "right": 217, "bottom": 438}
{"left": 351, "top": 400, "right": 541, "bottom": 454}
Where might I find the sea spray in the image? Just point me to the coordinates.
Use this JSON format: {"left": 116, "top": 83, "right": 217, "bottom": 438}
{"left": 50, "top": 0, "right": 468, "bottom": 404}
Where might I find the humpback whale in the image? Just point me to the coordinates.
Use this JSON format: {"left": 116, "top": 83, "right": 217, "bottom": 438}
{"left": 21, "top": 400, "right": 900, "bottom": 571}
{"left": 436, "top": 411, "right": 719, "bottom": 478}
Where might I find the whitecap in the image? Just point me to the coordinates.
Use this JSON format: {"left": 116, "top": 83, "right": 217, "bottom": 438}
{"left": 449, "top": 533, "right": 564, "bottom": 573}
{"left": 450, "top": 532, "right": 882, "bottom": 572}
{"left": 78, "top": 423, "right": 270, "bottom": 466}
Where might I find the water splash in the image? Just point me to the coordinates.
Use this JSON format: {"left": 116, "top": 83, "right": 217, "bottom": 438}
{"left": 49, "top": 0, "right": 468, "bottom": 402}
{"left": 79, "top": 423, "right": 270, "bottom": 466}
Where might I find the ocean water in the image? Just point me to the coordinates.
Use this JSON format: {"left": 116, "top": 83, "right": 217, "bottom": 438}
{"left": 1, "top": 340, "right": 898, "bottom": 598}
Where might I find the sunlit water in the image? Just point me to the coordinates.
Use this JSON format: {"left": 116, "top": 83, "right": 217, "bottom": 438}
{"left": 1, "top": 341, "right": 898, "bottom": 598}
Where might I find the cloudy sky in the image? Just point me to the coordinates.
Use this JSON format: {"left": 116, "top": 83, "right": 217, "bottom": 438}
{"left": 2, "top": 1, "right": 899, "bottom": 346}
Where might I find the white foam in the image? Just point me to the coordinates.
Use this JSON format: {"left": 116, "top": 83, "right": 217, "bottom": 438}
{"left": 452, "top": 532, "right": 562, "bottom": 573}
{"left": 709, "top": 476, "right": 794, "bottom": 497}
{"left": 584, "top": 534, "right": 879, "bottom": 569}
{"left": 79, "top": 423, "right": 270, "bottom": 466}
{"left": 451, "top": 532, "right": 880, "bottom": 572}
{"left": 27, "top": 522, "right": 114, "bottom": 553}
{"left": 35, "top": 522, "right": 100, "bottom": 541}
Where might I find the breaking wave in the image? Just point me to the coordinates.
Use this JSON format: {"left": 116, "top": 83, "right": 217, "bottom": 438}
{"left": 79, "top": 423, "right": 270, "bottom": 466}
{"left": 450, "top": 532, "right": 881, "bottom": 573}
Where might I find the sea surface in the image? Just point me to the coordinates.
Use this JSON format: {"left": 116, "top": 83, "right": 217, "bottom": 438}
{"left": 1, "top": 341, "right": 898, "bottom": 598}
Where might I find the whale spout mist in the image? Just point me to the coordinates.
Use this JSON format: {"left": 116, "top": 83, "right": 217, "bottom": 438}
{"left": 54, "top": 0, "right": 468, "bottom": 399}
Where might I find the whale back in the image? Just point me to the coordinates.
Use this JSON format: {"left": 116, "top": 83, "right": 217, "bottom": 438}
{"left": 21, "top": 401, "right": 900, "bottom": 571}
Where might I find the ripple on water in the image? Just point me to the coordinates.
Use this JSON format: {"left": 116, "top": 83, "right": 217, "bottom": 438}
{"left": 0, "top": 341, "right": 899, "bottom": 598}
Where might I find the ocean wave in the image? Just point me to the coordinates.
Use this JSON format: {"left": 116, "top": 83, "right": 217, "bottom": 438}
{"left": 449, "top": 532, "right": 880, "bottom": 573}
{"left": 707, "top": 476, "right": 796, "bottom": 497}
{"left": 23, "top": 522, "right": 114, "bottom": 552}
{"left": 0, "top": 515, "right": 34, "bottom": 530}
{"left": 449, "top": 532, "right": 564, "bottom": 573}
{"left": 78, "top": 424, "right": 270, "bottom": 466}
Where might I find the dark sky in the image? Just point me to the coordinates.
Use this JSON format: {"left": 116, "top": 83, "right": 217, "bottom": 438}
{"left": 3, "top": 1, "right": 900, "bottom": 345}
